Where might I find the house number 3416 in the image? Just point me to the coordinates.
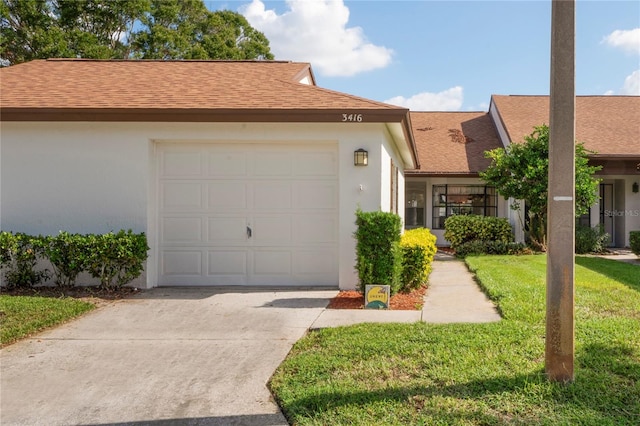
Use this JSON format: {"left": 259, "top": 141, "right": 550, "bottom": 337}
{"left": 342, "top": 113, "right": 363, "bottom": 122}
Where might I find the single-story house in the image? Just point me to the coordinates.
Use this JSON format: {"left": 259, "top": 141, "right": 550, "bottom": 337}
{"left": 0, "top": 59, "right": 418, "bottom": 290}
{"left": 406, "top": 95, "right": 640, "bottom": 247}
{"left": 2, "top": 60, "right": 638, "bottom": 290}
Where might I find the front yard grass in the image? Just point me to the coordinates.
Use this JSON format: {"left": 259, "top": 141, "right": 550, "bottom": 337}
{"left": 270, "top": 255, "right": 640, "bottom": 425}
{"left": 0, "top": 295, "right": 95, "bottom": 346}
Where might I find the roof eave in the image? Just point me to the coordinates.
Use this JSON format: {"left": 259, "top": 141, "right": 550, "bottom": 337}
{"left": 0, "top": 107, "right": 408, "bottom": 123}
{"left": 385, "top": 111, "right": 420, "bottom": 170}
{"left": 588, "top": 154, "right": 640, "bottom": 160}
{"left": 405, "top": 171, "right": 481, "bottom": 177}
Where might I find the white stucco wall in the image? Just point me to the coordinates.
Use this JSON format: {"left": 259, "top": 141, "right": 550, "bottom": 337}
{"left": 1, "top": 121, "right": 409, "bottom": 289}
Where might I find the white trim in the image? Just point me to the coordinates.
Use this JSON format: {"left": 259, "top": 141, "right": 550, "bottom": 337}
{"left": 489, "top": 99, "right": 511, "bottom": 147}
{"left": 147, "top": 140, "right": 159, "bottom": 289}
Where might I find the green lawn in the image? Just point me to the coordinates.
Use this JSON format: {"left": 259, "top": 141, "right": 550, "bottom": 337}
{"left": 0, "top": 295, "right": 95, "bottom": 346}
{"left": 270, "top": 255, "right": 640, "bottom": 425}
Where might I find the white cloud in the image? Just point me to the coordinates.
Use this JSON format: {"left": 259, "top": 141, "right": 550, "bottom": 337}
{"left": 621, "top": 69, "right": 640, "bottom": 95}
{"left": 602, "top": 28, "right": 640, "bottom": 55}
{"left": 239, "top": 0, "right": 393, "bottom": 77}
{"left": 383, "top": 87, "right": 464, "bottom": 111}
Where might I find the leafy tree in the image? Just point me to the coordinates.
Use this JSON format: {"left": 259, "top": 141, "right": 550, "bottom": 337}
{"left": 55, "top": 0, "right": 149, "bottom": 59}
{"left": 130, "top": 0, "right": 205, "bottom": 60}
{"left": 130, "top": 0, "right": 273, "bottom": 60}
{"left": 198, "top": 10, "right": 273, "bottom": 60}
{"left": 479, "top": 124, "right": 601, "bottom": 249}
{"left": 1, "top": 0, "right": 273, "bottom": 65}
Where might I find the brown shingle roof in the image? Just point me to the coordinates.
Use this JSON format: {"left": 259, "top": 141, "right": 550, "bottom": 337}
{"left": 0, "top": 59, "right": 405, "bottom": 121}
{"left": 492, "top": 95, "right": 640, "bottom": 157}
{"left": 407, "top": 112, "right": 503, "bottom": 175}
{"left": 1, "top": 59, "right": 420, "bottom": 167}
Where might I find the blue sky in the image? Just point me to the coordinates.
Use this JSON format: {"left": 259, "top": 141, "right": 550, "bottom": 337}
{"left": 210, "top": 1, "right": 640, "bottom": 111}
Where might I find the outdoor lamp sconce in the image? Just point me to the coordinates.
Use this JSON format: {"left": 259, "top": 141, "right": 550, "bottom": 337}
{"left": 354, "top": 149, "right": 368, "bottom": 166}
{"left": 633, "top": 182, "right": 639, "bottom": 193}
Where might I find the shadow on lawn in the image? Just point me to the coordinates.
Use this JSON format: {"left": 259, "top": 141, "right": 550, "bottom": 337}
{"left": 578, "top": 342, "right": 640, "bottom": 380}
{"left": 281, "top": 343, "right": 640, "bottom": 424}
{"left": 576, "top": 256, "right": 640, "bottom": 292}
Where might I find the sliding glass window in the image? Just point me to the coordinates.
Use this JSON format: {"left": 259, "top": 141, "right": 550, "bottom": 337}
{"left": 432, "top": 185, "right": 497, "bottom": 229}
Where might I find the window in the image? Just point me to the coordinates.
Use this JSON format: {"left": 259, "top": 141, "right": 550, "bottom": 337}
{"left": 405, "top": 182, "right": 426, "bottom": 228}
{"left": 432, "top": 185, "right": 497, "bottom": 229}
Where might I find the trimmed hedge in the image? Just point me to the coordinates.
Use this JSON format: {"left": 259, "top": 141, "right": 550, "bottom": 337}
{"left": 631, "top": 231, "right": 640, "bottom": 257}
{"left": 575, "top": 225, "right": 609, "bottom": 254}
{"left": 1, "top": 230, "right": 148, "bottom": 289}
{"left": 399, "top": 228, "right": 437, "bottom": 292}
{"left": 454, "top": 240, "right": 528, "bottom": 258}
{"left": 44, "top": 232, "right": 89, "bottom": 287}
{"left": 85, "top": 231, "right": 149, "bottom": 289}
{"left": 444, "top": 215, "right": 514, "bottom": 250}
{"left": 354, "top": 209, "right": 402, "bottom": 294}
{"left": 0, "top": 232, "right": 50, "bottom": 289}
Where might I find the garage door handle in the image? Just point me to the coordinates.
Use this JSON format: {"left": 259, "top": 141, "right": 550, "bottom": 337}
{"left": 247, "top": 226, "right": 252, "bottom": 239}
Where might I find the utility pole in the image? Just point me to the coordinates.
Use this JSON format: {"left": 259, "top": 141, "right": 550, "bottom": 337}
{"left": 546, "top": 0, "right": 576, "bottom": 383}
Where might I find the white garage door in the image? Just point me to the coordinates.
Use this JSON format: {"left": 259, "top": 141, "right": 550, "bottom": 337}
{"left": 157, "top": 143, "right": 339, "bottom": 286}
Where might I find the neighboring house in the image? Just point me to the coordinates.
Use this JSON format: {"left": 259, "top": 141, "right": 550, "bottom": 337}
{"left": 0, "top": 59, "right": 418, "bottom": 290}
{"left": 406, "top": 95, "right": 640, "bottom": 247}
{"left": 404, "top": 111, "right": 518, "bottom": 244}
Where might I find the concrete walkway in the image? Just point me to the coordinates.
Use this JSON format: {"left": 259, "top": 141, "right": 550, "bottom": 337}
{"left": 1, "top": 288, "right": 337, "bottom": 426}
{"left": 312, "top": 251, "right": 501, "bottom": 328}
{"left": 591, "top": 248, "right": 639, "bottom": 266}
{"left": 1, "top": 255, "right": 499, "bottom": 425}
{"left": 421, "top": 252, "right": 501, "bottom": 323}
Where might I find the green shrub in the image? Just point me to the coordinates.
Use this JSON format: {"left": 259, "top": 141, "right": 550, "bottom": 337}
{"left": 631, "top": 231, "right": 640, "bottom": 257}
{"left": 455, "top": 240, "right": 528, "bottom": 258}
{"left": 44, "top": 232, "right": 90, "bottom": 287}
{"left": 354, "top": 209, "right": 402, "bottom": 294}
{"left": 85, "top": 230, "right": 149, "bottom": 289}
{"left": 444, "top": 215, "right": 513, "bottom": 250}
{"left": 0, "top": 232, "right": 50, "bottom": 289}
{"left": 399, "top": 228, "right": 437, "bottom": 292}
{"left": 575, "top": 225, "right": 609, "bottom": 254}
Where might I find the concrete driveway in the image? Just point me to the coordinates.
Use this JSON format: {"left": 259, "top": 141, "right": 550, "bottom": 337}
{"left": 1, "top": 287, "right": 338, "bottom": 426}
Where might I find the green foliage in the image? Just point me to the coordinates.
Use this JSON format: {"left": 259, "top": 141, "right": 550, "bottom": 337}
{"left": 85, "top": 230, "right": 149, "bottom": 289}
{"left": 43, "top": 232, "right": 90, "bottom": 287}
{"left": 354, "top": 209, "right": 402, "bottom": 294}
{"left": 0, "top": 0, "right": 273, "bottom": 65}
{"left": 480, "top": 124, "right": 601, "bottom": 248}
{"left": 55, "top": 0, "right": 150, "bottom": 59}
{"left": 0, "top": 232, "right": 50, "bottom": 289}
{"left": 454, "top": 240, "right": 528, "bottom": 258}
{"left": 575, "top": 225, "right": 610, "bottom": 254}
{"left": 630, "top": 231, "right": 640, "bottom": 257}
{"left": 0, "top": 0, "right": 69, "bottom": 65}
{"left": 1, "top": 230, "right": 148, "bottom": 289}
{"left": 399, "top": 228, "right": 437, "bottom": 292}
{"left": 443, "top": 215, "right": 513, "bottom": 249}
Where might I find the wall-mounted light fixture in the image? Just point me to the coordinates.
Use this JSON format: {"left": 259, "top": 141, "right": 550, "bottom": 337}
{"left": 633, "top": 182, "right": 639, "bottom": 193}
{"left": 354, "top": 149, "right": 368, "bottom": 166}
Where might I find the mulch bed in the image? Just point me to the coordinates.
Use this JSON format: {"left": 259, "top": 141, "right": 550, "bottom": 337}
{"left": 328, "top": 247, "right": 456, "bottom": 311}
{"left": 437, "top": 246, "right": 456, "bottom": 255}
{"left": 327, "top": 285, "right": 428, "bottom": 310}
